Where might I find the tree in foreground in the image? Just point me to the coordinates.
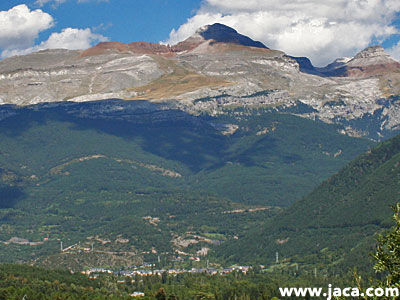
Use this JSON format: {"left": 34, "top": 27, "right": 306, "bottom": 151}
{"left": 338, "top": 203, "right": 400, "bottom": 300}
{"left": 371, "top": 202, "right": 400, "bottom": 298}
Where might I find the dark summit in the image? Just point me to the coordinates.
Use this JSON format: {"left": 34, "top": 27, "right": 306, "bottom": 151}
{"left": 197, "top": 23, "right": 268, "bottom": 49}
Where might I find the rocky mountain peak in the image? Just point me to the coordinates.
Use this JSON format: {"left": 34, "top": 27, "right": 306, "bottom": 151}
{"left": 317, "top": 45, "right": 399, "bottom": 77}
{"left": 342, "top": 45, "right": 400, "bottom": 78}
{"left": 196, "top": 23, "right": 236, "bottom": 34}
{"left": 347, "top": 45, "right": 396, "bottom": 68}
{"left": 172, "top": 23, "right": 268, "bottom": 53}
{"left": 327, "top": 57, "right": 352, "bottom": 68}
{"left": 81, "top": 24, "right": 268, "bottom": 57}
{"left": 353, "top": 45, "right": 388, "bottom": 59}
{"left": 315, "top": 57, "right": 352, "bottom": 75}
{"left": 194, "top": 23, "right": 267, "bottom": 49}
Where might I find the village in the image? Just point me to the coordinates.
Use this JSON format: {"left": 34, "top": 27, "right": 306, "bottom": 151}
{"left": 83, "top": 264, "right": 253, "bottom": 278}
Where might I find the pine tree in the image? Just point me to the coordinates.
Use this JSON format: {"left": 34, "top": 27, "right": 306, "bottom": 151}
{"left": 155, "top": 288, "right": 167, "bottom": 300}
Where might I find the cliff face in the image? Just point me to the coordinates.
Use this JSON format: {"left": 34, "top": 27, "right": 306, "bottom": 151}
{"left": 0, "top": 24, "right": 294, "bottom": 106}
{"left": 318, "top": 46, "right": 400, "bottom": 77}
{"left": 345, "top": 46, "right": 400, "bottom": 77}
{"left": 0, "top": 49, "right": 164, "bottom": 106}
{"left": 0, "top": 24, "right": 400, "bottom": 139}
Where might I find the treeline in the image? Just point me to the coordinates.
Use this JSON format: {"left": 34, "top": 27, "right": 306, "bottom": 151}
{"left": 0, "top": 264, "right": 129, "bottom": 299}
{"left": 0, "top": 263, "right": 355, "bottom": 300}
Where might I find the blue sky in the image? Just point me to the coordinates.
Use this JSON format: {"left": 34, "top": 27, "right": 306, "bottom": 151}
{"left": 381, "top": 12, "right": 400, "bottom": 48}
{"left": 0, "top": 0, "right": 400, "bottom": 66}
{"left": 38, "top": 0, "right": 201, "bottom": 44}
{"left": 0, "top": 0, "right": 201, "bottom": 44}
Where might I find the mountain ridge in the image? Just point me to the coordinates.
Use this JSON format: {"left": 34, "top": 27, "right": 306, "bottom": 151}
{"left": 1, "top": 23, "right": 399, "bottom": 271}
{"left": 79, "top": 25, "right": 398, "bottom": 79}
{"left": 81, "top": 23, "right": 268, "bottom": 58}
{"left": 316, "top": 45, "right": 400, "bottom": 77}
{"left": 0, "top": 100, "right": 374, "bottom": 269}
{"left": 0, "top": 23, "right": 400, "bottom": 141}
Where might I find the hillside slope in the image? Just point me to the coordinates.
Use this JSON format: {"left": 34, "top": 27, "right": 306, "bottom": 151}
{"left": 218, "top": 133, "right": 400, "bottom": 271}
{"left": 0, "top": 101, "right": 373, "bottom": 269}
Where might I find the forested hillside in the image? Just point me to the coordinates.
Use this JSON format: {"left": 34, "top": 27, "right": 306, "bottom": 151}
{"left": 0, "top": 102, "right": 373, "bottom": 268}
{"left": 0, "top": 263, "right": 353, "bottom": 300}
{"left": 218, "top": 133, "right": 400, "bottom": 271}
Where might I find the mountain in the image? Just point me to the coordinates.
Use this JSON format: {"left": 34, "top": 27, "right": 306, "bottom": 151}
{"left": 217, "top": 132, "right": 400, "bottom": 271}
{"left": 318, "top": 46, "right": 400, "bottom": 77}
{"left": 0, "top": 23, "right": 399, "bottom": 271}
{"left": 289, "top": 56, "right": 318, "bottom": 74}
{"left": 0, "top": 24, "right": 400, "bottom": 139}
{"left": 317, "top": 57, "right": 352, "bottom": 73}
{"left": 81, "top": 23, "right": 267, "bottom": 57}
{"left": 176, "top": 23, "right": 268, "bottom": 51}
{"left": 0, "top": 100, "right": 373, "bottom": 269}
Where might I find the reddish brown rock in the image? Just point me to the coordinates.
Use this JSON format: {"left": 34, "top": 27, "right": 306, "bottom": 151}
{"left": 80, "top": 41, "right": 131, "bottom": 57}
{"left": 81, "top": 23, "right": 268, "bottom": 58}
{"left": 320, "top": 46, "right": 400, "bottom": 78}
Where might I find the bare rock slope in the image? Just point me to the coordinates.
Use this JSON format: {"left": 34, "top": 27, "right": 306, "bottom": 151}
{"left": 0, "top": 23, "right": 400, "bottom": 139}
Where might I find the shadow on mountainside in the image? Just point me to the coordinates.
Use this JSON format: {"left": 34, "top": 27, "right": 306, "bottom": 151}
{"left": 0, "top": 185, "right": 25, "bottom": 209}
{"left": 0, "top": 101, "right": 233, "bottom": 172}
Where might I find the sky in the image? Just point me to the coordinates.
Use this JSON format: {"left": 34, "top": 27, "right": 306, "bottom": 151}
{"left": 0, "top": 0, "right": 400, "bottom": 66}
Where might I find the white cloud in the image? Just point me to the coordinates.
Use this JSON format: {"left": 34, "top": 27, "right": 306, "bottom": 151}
{"left": 166, "top": 0, "right": 400, "bottom": 66}
{"left": 35, "top": 0, "right": 67, "bottom": 7}
{"left": 1, "top": 27, "right": 108, "bottom": 58}
{"left": 35, "top": 0, "right": 109, "bottom": 7}
{"left": 388, "top": 41, "right": 400, "bottom": 62}
{"left": 92, "top": 22, "right": 113, "bottom": 32}
{"left": 0, "top": 4, "right": 54, "bottom": 50}
{"left": 40, "top": 27, "right": 108, "bottom": 49}
{"left": 0, "top": 4, "right": 108, "bottom": 58}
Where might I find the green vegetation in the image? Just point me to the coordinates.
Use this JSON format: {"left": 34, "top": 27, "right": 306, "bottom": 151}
{"left": 0, "top": 263, "right": 353, "bottom": 300}
{"left": 196, "top": 107, "right": 371, "bottom": 206}
{"left": 0, "top": 264, "right": 129, "bottom": 299}
{"left": 371, "top": 203, "right": 400, "bottom": 296}
{"left": 1, "top": 204, "right": 399, "bottom": 300}
{"left": 0, "top": 102, "right": 373, "bottom": 268}
{"left": 218, "top": 133, "right": 400, "bottom": 272}
{"left": 1, "top": 98, "right": 400, "bottom": 297}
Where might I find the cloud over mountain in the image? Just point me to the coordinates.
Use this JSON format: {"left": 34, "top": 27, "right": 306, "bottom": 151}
{"left": 388, "top": 41, "right": 400, "bottom": 61}
{"left": 0, "top": 5, "right": 108, "bottom": 58}
{"left": 167, "top": 0, "right": 400, "bottom": 66}
{"left": 0, "top": 5, "right": 53, "bottom": 50}
{"left": 1, "top": 28, "right": 108, "bottom": 58}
